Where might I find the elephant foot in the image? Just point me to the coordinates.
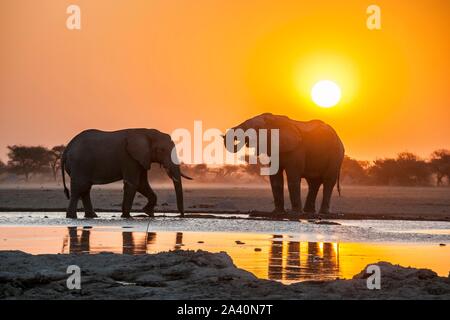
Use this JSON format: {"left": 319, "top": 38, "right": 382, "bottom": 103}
{"left": 66, "top": 212, "right": 77, "bottom": 219}
{"left": 84, "top": 212, "right": 98, "bottom": 219}
{"left": 271, "top": 207, "right": 285, "bottom": 215}
{"left": 142, "top": 204, "right": 155, "bottom": 217}
{"left": 319, "top": 208, "right": 330, "bottom": 214}
{"left": 121, "top": 213, "right": 133, "bottom": 219}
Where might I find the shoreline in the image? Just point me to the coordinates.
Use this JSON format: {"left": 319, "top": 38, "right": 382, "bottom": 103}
{"left": 0, "top": 208, "right": 449, "bottom": 222}
{"left": 1, "top": 186, "right": 449, "bottom": 222}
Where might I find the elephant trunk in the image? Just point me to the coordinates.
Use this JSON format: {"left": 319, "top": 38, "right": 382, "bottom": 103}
{"left": 167, "top": 164, "right": 184, "bottom": 216}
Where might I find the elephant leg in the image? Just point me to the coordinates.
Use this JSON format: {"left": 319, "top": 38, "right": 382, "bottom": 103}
{"left": 81, "top": 188, "right": 98, "bottom": 218}
{"left": 138, "top": 173, "right": 157, "bottom": 217}
{"left": 304, "top": 178, "right": 321, "bottom": 213}
{"left": 286, "top": 171, "right": 302, "bottom": 213}
{"left": 66, "top": 195, "right": 79, "bottom": 219}
{"left": 66, "top": 180, "right": 85, "bottom": 219}
{"left": 319, "top": 179, "right": 336, "bottom": 214}
{"left": 121, "top": 182, "right": 137, "bottom": 218}
{"left": 269, "top": 169, "right": 285, "bottom": 213}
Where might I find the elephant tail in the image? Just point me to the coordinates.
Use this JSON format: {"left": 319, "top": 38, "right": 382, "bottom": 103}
{"left": 61, "top": 153, "right": 70, "bottom": 200}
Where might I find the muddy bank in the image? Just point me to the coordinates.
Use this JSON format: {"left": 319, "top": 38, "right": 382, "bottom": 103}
{"left": 0, "top": 250, "right": 449, "bottom": 299}
{"left": 0, "top": 186, "right": 450, "bottom": 221}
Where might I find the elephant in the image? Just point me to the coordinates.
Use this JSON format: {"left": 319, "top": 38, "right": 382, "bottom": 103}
{"left": 224, "top": 113, "right": 344, "bottom": 215}
{"left": 61, "top": 128, "right": 192, "bottom": 219}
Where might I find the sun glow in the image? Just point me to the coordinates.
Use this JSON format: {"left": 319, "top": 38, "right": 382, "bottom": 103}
{"left": 311, "top": 80, "right": 342, "bottom": 108}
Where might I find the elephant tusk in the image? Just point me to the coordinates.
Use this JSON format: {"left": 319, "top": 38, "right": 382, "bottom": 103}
{"left": 180, "top": 172, "right": 193, "bottom": 180}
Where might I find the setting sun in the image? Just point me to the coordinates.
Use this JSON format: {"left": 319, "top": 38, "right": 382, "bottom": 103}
{"left": 311, "top": 80, "right": 342, "bottom": 108}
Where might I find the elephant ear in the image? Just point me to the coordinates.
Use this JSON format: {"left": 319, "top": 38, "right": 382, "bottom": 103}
{"left": 264, "top": 115, "right": 302, "bottom": 153}
{"left": 126, "top": 132, "right": 151, "bottom": 170}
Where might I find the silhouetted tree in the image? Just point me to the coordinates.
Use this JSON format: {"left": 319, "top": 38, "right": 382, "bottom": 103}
{"left": 430, "top": 149, "right": 450, "bottom": 186}
{"left": 369, "top": 152, "right": 430, "bottom": 186}
{"left": 369, "top": 158, "right": 397, "bottom": 185}
{"left": 0, "top": 160, "right": 6, "bottom": 175}
{"left": 341, "top": 156, "right": 369, "bottom": 184}
{"left": 49, "top": 145, "right": 66, "bottom": 181}
{"left": 395, "top": 152, "right": 430, "bottom": 185}
{"left": 7, "top": 145, "right": 52, "bottom": 181}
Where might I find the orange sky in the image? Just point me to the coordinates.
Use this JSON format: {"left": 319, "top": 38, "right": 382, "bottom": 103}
{"left": 1, "top": 0, "right": 449, "bottom": 161}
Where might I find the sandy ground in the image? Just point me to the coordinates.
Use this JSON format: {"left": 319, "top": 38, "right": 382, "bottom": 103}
{"left": 0, "top": 250, "right": 449, "bottom": 300}
{"left": 0, "top": 185, "right": 449, "bottom": 220}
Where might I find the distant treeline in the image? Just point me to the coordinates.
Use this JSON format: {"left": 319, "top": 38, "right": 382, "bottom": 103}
{"left": 0, "top": 145, "right": 449, "bottom": 186}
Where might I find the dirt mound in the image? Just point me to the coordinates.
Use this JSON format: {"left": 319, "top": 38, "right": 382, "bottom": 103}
{"left": 0, "top": 250, "right": 449, "bottom": 299}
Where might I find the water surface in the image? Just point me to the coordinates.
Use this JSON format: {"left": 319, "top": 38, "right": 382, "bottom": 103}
{"left": 0, "top": 212, "right": 449, "bottom": 283}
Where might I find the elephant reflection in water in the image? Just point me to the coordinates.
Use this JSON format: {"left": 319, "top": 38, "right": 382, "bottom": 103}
{"left": 174, "top": 232, "right": 184, "bottom": 249}
{"left": 65, "top": 227, "right": 184, "bottom": 254}
{"left": 268, "top": 235, "right": 340, "bottom": 282}
{"left": 122, "top": 231, "right": 157, "bottom": 254}
{"left": 285, "top": 241, "right": 301, "bottom": 281}
{"left": 67, "top": 226, "right": 91, "bottom": 253}
{"left": 268, "top": 235, "right": 284, "bottom": 280}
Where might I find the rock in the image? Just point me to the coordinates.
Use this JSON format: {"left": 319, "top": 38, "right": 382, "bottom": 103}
{"left": 0, "top": 251, "right": 449, "bottom": 300}
{"left": 314, "top": 221, "right": 341, "bottom": 226}
{"left": 254, "top": 248, "right": 262, "bottom": 252}
{"left": 235, "top": 241, "right": 245, "bottom": 245}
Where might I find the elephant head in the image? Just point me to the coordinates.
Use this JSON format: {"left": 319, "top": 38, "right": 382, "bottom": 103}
{"left": 223, "top": 113, "right": 302, "bottom": 157}
{"left": 126, "top": 129, "right": 192, "bottom": 216}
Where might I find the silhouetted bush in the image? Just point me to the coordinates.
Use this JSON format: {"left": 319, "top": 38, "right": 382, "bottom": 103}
{"left": 7, "top": 145, "right": 53, "bottom": 181}
{"left": 368, "top": 152, "right": 430, "bottom": 186}
{"left": 430, "top": 149, "right": 450, "bottom": 186}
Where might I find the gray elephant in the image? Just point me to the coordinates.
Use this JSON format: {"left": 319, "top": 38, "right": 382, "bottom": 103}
{"left": 61, "top": 128, "right": 192, "bottom": 219}
{"left": 224, "top": 113, "right": 344, "bottom": 214}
